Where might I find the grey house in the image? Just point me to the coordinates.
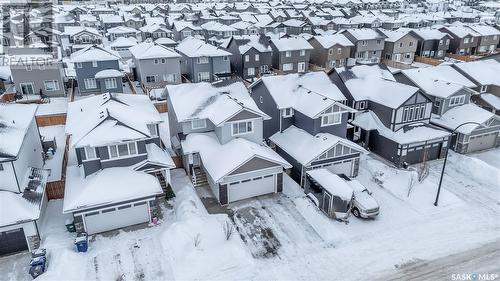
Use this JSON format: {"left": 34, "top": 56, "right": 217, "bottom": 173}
{"left": 249, "top": 72, "right": 364, "bottom": 184}
{"left": 468, "top": 25, "right": 500, "bottom": 54}
{"left": 64, "top": 93, "right": 175, "bottom": 235}
{"left": 269, "top": 36, "right": 314, "bottom": 73}
{"left": 171, "top": 21, "right": 203, "bottom": 41}
{"left": 71, "top": 45, "right": 123, "bottom": 95}
{"left": 9, "top": 53, "right": 66, "bottom": 98}
{"left": 308, "top": 34, "right": 354, "bottom": 69}
{"left": 330, "top": 64, "right": 451, "bottom": 168}
{"left": 129, "top": 41, "right": 181, "bottom": 91}
{"left": 397, "top": 65, "right": 500, "bottom": 154}
{"left": 340, "top": 28, "right": 387, "bottom": 64}
{"left": 175, "top": 37, "right": 232, "bottom": 82}
{"left": 379, "top": 29, "right": 419, "bottom": 64}
{"left": 412, "top": 29, "right": 452, "bottom": 59}
{"left": 165, "top": 81, "right": 291, "bottom": 205}
{"left": 220, "top": 35, "right": 273, "bottom": 80}
{"left": 439, "top": 26, "right": 480, "bottom": 55}
{"left": 61, "top": 26, "right": 103, "bottom": 55}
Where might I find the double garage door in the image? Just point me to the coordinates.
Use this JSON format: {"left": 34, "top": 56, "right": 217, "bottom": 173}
{"left": 83, "top": 202, "right": 150, "bottom": 235}
{"left": 227, "top": 174, "right": 275, "bottom": 203}
{"left": 0, "top": 228, "right": 28, "bottom": 256}
{"left": 311, "top": 160, "right": 354, "bottom": 177}
{"left": 468, "top": 132, "right": 498, "bottom": 153}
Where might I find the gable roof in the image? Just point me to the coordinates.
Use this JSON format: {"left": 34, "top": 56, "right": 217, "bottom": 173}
{"left": 176, "top": 37, "right": 231, "bottom": 57}
{"left": 0, "top": 104, "right": 38, "bottom": 160}
{"left": 129, "top": 41, "right": 181, "bottom": 59}
{"left": 166, "top": 81, "right": 269, "bottom": 126}
{"left": 70, "top": 45, "right": 122, "bottom": 63}
{"left": 310, "top": 34, "right": 354, "bottom": 48}
{"left": 270, "top": 36, "right": 314, "bottom": 51}
{"left": 453, "top": 59, "right": 500, "bottom": 86}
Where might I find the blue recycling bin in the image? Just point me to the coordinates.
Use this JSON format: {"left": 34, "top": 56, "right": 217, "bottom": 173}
{"left": 29, "top": 248, "right": 47, "bottom": 279}
{"left": 74, "top": 233, "right": 88, "bottom": 253}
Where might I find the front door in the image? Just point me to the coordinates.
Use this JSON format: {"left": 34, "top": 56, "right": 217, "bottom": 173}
{"left": 322, "top": 192, "right": 331, "bottom": 216}
{"left": 20, "top": 83, "right": 35, "bottom": 97}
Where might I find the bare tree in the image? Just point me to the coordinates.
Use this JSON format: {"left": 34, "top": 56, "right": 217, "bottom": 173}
{"left": 222, "top": 220, "right": 234, "bottom": 241}
{"left": 417, "top": 149, "right": 430, "bottom": 183}
{"left": 407, "top": 171, "right": 417, "bottom": 197}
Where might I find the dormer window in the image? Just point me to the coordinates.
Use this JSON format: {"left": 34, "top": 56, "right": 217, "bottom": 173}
{"left": 147, "top": 123, "right": 158, "bottom": 136}
{"left": 449, "top": 95, "right": 465, "bottom": 106}
{"left": 282, "top": 108, "right": 294, "bottom": 118}
{"left": 320, "top": 106, "right": 341, "bottom": 127}
{"left": 191, "top": 119, "right": 206, "bottom": 129}
{"left": 232, "top": 121, "right": 253, "bottom": 136}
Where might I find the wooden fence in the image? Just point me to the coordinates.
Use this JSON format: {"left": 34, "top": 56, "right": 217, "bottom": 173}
{"left": 446, "top": 53, "right": 474, "bottom": 62}
{"left": 36, "top": 114, "right": 67, "bottom": 127}
{"left": 414, "top": 56, "right": 442, "bottom": 66}
{"left": 46, "top": 135, "right": 70, "bottom": 200}
{"left": 155, "top": 102, "right": 168, "bottom": 113}
{"left": 172, "top": 155, "right": 183, "bottom": 168}
{"left": 382, "top": 59, "right": 415, "bottom": 70}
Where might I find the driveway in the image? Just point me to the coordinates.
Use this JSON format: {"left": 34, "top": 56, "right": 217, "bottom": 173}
{"left": 228, "top": 194, "right": 324, "bottom": 259}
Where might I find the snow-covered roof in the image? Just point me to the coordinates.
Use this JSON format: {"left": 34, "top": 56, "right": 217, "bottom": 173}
{"left": 352, "top": 110, "right": 450, "bottom": 144}
{"left": 63, "top": 26, "right": 100, "bottom": 37}
{"left": 342, "top": 28, "right": 386, "bottom": 40}
{"left": 306, "top": 169, "right": 353, "bottom": 200}
{"left": 453, "top": 60, "right": 500, "bottom": 86}
{"left": 95, "top": 69, "right": 123, "bottom": 79}
{"left": 468, "top": 25, "right": 500, "bottom": 36}
{"left": 480, "top": 93, "right": 500, "bottom": 111}
{"left": 129, "top": 41, "right": 181, "bottom": 59}
{"left": 311, "top": 34, "right": 354, "bottom": 48}
{"left": 176, "top": 37, "right": 231, "bottom": 58}
{"left": 201, "top": 21, "right": 237, "bottom": 32}
{"left": 70, "top": 45, "right": 121, "bottom": 63}
{"left": 412, "top": 28, "right": 451, "bottom": 40}
{"left": 107, "top": 26, "right": 138, "bottom": 34}
{"left": 0, "top": 104, "right": 38, "bottom": 160}
{"left": 181, "top": 132, "right": 291, "bottom": 183}
{"left": 270, "top": 126, "right": 365, "bottom": 165}
{"left": 441, "top": 26, "right": 480, "bottom": 38}
{"left": 257, "top": 72, "right": 348, "bottom": 118}
{"left": 378, "top": 29, "right": 413, "bottom": 42}
{"left": 110, "top": 36, "right": 138, "bottom": 48}
{"left": 166, "top": 81, "right": 269, "bottom": 126}
{"left": 270, "top": 36, "right": 314, "bottom": 51}
{"left": 63, "top": 166, "right": 162, "bottom": 212}
{"left": 430, "top": 103, "right": 497, "bottom": 134}
{"left": 65, "top": 93, "right": 162, "bottom": 148}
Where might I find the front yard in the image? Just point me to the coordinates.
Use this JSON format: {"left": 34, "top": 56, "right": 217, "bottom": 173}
{"left": 1, "top": 149, "right": 498, "bottom": 281}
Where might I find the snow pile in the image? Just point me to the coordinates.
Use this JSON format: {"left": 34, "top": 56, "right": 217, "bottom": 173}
{"left": 161, "top": 170, "right": 253, "bottom": 280}
{"left": 448, "top": 151, "right": 500, "bottom": 188}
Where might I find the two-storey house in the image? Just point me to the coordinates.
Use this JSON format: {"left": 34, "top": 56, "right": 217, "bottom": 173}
{"left": 171, "top": 21, "right": 203, "bottom": 41}
{"left": 0, "top": 104, "right": 49, "bottom": 256}
{"left": 176, "top": 37, "right": 232, "bottom": 82}
{"left": 61, "top": 26, "right": 102, "bottom": 55}
{"left": 269, "top": 36, "right": 314, "bottom": 73}
{"left": 71, "top": 45, "right": 123, "bottom": 95}
{"left": 165, "top": 81, "right": 291, "bottom": 205}
{"left": 308, "top": 34, "right": 354, "bottom": 69}
{"left": 249, "top": 72, "right": 364, "bottom": 186}
{"left": 139, "top": 23, "right": 173, "bottom": 41}
{"left": 412, "top": 29, "right": 452, "bottom": 59}
{"left": 220, "top": 35, "right": 273, "bottom": 80}
{"left": 329, "top": 64, "right": 451, "bottom": 167}
{"left": 63, "top": 93, "right": 175, "bottom": 235}
{"left": 397, "top": 65, "right": 500, "bottom": 153}
{"left": 106, "top": 26, "right": 140, "bottom": 42}
{"left": 129, "top": 41, "right": 181, "bottom": 90}
{"left": 379, "top": 29, "right": 419, "bottom": 64}
{"left": 340, "top": 28, "right": 387, "bottom": 64}
{"left": 439, "top": 26, "right": 480, "bottom": 55}
{"left": 468, "top": 25, "right": 500, "bottom": 54}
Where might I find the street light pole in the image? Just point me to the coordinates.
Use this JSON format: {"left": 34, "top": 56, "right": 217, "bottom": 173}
{"left": 434, "top": 121, "right": 481, "bottom": 206}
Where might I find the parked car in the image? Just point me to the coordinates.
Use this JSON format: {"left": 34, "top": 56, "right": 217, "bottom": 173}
{"left": 346, "top": 179, "right": 379, "bottom": 219}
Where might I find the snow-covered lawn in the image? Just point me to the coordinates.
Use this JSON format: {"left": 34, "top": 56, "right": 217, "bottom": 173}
{"left": 1, "top": 149, "right": 498, "bottom": 280}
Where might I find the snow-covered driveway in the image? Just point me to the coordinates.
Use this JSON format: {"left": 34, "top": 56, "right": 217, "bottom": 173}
{"left": 229, "top": 194, "right": 324, "bottom": 258}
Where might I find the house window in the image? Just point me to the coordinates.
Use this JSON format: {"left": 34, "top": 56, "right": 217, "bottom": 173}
{"left": 146, "top": 75, "right": 157, "bottom": 83}
{"left": 449, "top": 95, "right": 465, "bottom": 106}
{"left": 163, "top": 74, "right": 177, "bottom": 83}
{"left": 282, "top": 107, "right": 294, "bottom": 118}
{"left": 285, "top": 51, "right": 291, "bottom": 57}
{"left": 232, "top": 121, "right": 253, "bottom": 135}
{"left": 259, "top": 96, "right": 263, "bottom": 104}
{"left": 39, "top": 64, "right": 45, "bottom": 70}
{"left": 357, "top": 101, "right": 366, "bottom": 110}
{"left": 282, "top": 63, "right": 293, "bottom": 71}
{"left": 147, "top": 124, "right": 158, "bottom": 136}
{"left": 26, "top": 65, "right": 32, "bottom": 71}
{"left": 329, "top": 49, "right": 333, "bottom": 55}
{"left": 434, "top": 99, "right": 441, "bottom": 107}
{"left": 197, "top": 57, "right": 209, "bottom": 64}
{"left": 439, "top": 40, "right": 443, "bottom": 45}
{"left": 92, "top": 61, "right": 98, "bottom": 67}
{"left": 361, "top": 40, "right": 367, "bottom": 46}
{"left": 337, "top": 48, "right": 341, "bottom": 54}
{"left": 83, "top": 146, "right": 97, "bottom": 160}
{"left": 104, "top": 78, "right": 117, "bottom": 89}
{"left": 198, "top": 72, "right": 210, "bottom": 82}
{"left": 493, "top": 35, "right": 498, "bottom": 40}
{"left": 0, "top": 163, "right": 3, "bottom": 171}
{"left": 182, "top": 31, "right": 191, "bottom": 37}
{"left": 300, "top": 49, "right": 305, "bottom": 56}
{"left": 464, "top": 38, "right": 469, "bottom": 44}
{"left": 109, "top": 142, "right": 138, "bottom": 158}
{"left": 320, "top": 107, "right": 341, "bottom": 127}
{"left": 247, "top": 67, "right": 255, "bottom": 76}
{"left": 191, "top": 119, "right": 206, "bottom": 129}
{"left": 245, "top": 55, "right": 250, "bottom": 62}
{"left": 44, "top": 80, "right": 59, "bottom": 91}
{"left": 480, "top": 85, "right": 488, "bottom": 93}
{"left": 76, "top": 62, "right": 82, "bottom": 68}
{"left": 161, "top": 58, "right": 166, "bottom": 64}
{"left": 223, "top": 56, "right": 229, "bottom": 61}
{"left": 255, "top": 54, "right": 260, "bottom": 61}
{"left": 399, "top": 42, "right": 403, "bottom": 47}
{"left": 153, "top": 59, "right": 159, "bottom": 64}
{"left": 84, "top": 78, "right": 97, "bottom": 89}
{"left": 446, "top": 39, "right": 450, "bottom": 45}
{"left": 409, "top": 41, "right": 414, "bottom": 47}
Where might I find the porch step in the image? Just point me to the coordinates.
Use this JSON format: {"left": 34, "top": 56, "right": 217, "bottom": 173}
{"left": 192, "top": 167, "right": 208, "bottom": 187}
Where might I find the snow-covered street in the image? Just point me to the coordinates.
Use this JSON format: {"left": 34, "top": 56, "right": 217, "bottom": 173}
{"left": 1, "top": 149, "right": 498, "bottom": 281}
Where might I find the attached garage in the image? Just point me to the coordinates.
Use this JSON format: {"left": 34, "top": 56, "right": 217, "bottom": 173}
{"left": 0, "top": 228, "right": 28, "bottom": 256}
{"left": 325, "top": 160, "right": 354, "bottom": 177}
{"left": 227, "top": 174, "right": 275, "bottom": 203}
{"left": 467, "top": 132, "right": 498, "bottom": 153}
{"left": 81, "top": 201, "right": 151, "bottom": 235}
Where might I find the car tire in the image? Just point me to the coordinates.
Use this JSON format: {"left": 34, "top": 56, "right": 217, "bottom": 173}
{"left": 352, "top": 208, "right": 360, "bottom": 218}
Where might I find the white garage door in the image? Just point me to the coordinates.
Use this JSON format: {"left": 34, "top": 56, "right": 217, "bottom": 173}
{"left": 227, "top": 174, "right": 275, "bottom": 203}
{"left": 468, "top": 132, "right": 497, "bottom": 153}
{"left": 84, "top": 202, "right": 150, "bottom": 235}
{"left": 326, "top": 160, "right": 353, "bottom": 177}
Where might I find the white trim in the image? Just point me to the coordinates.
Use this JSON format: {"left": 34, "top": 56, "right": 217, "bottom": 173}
{"left": 231, "top": 120, "right": 253, "bottom": 136}
{"left": 191, "top": 119, "right": 206, "bottom": 130}
{"left": 320, "top": 112, "right": 342, "bottom": 127}
{"left": 107, "top": 141, "right": 139, "bottom": 159}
